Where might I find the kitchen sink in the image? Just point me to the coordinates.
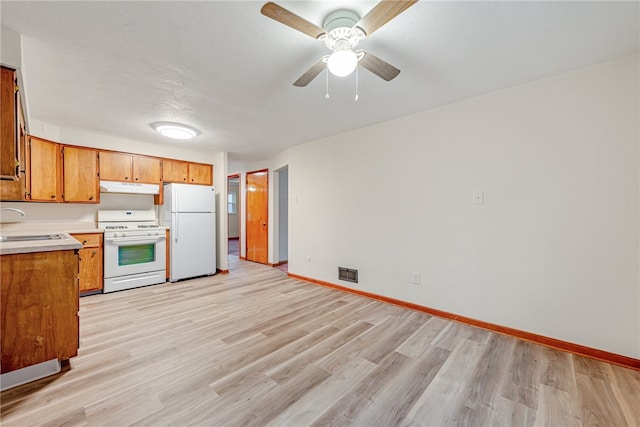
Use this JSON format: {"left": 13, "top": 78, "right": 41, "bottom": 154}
{"left": 0, "top": 234, "right": 65, "bottom": 243}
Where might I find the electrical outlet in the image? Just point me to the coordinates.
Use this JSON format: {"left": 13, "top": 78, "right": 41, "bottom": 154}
{"left": 305, "top": 256, "right": 311, "bottom": 262}
{"left": 412, "top": 272, "right": 420, "bottom": 285}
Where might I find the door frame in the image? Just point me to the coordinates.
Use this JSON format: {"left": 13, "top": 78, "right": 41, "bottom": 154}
{"left": 245, "top": 168, "right": 269, "bottom": 264}
{"left": 227, "top": 173, "right": 241, "bottom": 260}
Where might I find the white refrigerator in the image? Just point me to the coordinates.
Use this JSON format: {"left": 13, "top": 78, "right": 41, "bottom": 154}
{"left": 161, "top": 183, "right": 216, "bottom": 282}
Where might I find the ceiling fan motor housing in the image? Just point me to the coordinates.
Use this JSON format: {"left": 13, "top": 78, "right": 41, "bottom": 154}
{"left": 321, "top": 9, "right": 364, "bottom": 51}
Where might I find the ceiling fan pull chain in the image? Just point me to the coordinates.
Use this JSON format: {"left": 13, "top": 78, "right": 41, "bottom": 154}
{"left": 355, "top": 66, "right": 359, "bottom": 101}
{"left": 325, "top": 69, "right": 330, "bottom": 99}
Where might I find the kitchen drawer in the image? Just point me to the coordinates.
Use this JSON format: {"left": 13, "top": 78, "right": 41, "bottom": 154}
{"left": 72, "top": 233, "right": 102, "bottom": 248}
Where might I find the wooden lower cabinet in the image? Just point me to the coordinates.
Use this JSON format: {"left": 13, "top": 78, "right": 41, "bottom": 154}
{"left": 72, "top": 233, "right": 103, "bottom": 294}
{"left": 1, "top": 250, "right": 79, "bottom": 373}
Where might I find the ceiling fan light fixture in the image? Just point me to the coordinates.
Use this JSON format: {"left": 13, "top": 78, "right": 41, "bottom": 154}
{"left": 327, "top": 48, "right": 358, "bottom": 77}
{"left": 152, "top": 122, "right": 199, "bottom": 140}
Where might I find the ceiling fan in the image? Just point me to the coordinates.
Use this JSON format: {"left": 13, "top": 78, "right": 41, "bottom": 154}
{"left": 261, "top": 1, "right": 417, "bottom": 87}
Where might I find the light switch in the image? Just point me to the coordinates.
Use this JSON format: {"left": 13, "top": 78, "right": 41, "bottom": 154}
{"left": 473, "top": 190, "right": 484, "bottom": 205}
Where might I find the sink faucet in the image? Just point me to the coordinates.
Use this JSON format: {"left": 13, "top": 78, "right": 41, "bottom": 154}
{"left": 0, "top": 208, "right": 26, "bottom": 218}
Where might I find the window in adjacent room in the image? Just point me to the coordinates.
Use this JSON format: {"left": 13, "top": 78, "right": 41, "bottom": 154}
{"left": 228, "top": 191, "right": 237, "bottom": 214}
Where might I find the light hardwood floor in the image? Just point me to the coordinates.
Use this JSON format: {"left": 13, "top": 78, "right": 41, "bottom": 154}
{"left": 1, "top": 257, "right": 638, "bottom": 426}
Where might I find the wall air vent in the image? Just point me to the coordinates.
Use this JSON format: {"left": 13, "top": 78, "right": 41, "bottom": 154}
{"left": 338, "top": 267, "right": 358, "bottom": 284}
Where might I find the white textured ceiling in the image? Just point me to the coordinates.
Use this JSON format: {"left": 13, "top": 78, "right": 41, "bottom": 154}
{"left": 1, "top": 1, "right": 638, "bottom": 162}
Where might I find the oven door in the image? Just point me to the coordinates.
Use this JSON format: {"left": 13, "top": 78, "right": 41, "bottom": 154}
{"left": 104, "top": 235, "right": 166, "bottom": 278}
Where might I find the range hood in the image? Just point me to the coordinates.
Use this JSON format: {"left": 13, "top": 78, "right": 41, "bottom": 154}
{"left": 99, "top": 181, "right": 160, "bottom": 195}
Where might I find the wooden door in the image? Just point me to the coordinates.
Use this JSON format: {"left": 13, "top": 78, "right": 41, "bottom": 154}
{"left": 27, "top": 136, "right": 61, "bottom": 202}
{"left": 99, "top": 152, "right": 132, "bottom": 182}
{"left": 246, "top": 169, "right": 268, "bottom": 264}
{"left": 62, "top": 146, "right": 99, "bottom": 203}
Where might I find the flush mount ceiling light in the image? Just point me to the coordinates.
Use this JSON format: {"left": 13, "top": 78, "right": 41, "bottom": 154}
{"left": 151, "top": 122, "right": 199, "bottom": 140}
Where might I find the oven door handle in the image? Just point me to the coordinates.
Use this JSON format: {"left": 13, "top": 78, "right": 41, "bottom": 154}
{"left": 107, "top": 236, "right": 166, "bottom": 245}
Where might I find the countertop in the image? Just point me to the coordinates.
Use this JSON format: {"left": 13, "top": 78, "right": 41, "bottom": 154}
{"left": 0, "top": 232, "right": 83, "bottom": 255}
{"left": 0, "top": 221, "right": 102, "bottom": 255}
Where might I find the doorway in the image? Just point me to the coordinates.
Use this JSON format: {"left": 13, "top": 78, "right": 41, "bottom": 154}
{"left": 227, "top": 174, "right": 240, "bottom": 259}
{"left": 246, "top": 169, "right": 268, "bottom": 264}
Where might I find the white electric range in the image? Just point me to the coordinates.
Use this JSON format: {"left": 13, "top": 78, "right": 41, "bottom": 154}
{"left": 98, "top": 210, "right": 166, "bottom": 293}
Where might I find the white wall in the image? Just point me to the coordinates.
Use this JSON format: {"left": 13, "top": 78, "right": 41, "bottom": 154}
{"left": 1, "top": 28, "right": 22, "bottom": 69}
{"left": 286, "top": 54, "right": 639, "bottom": 358}
{"left": 2, "top": 28, "right": 30, "bottom": 130}
{"left": 278, "top": 166, "right": 288, "bottom": 262}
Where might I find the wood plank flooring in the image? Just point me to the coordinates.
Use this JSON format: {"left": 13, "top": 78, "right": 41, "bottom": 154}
{"left": 1, "top": 256, "right": 638, "bottom": 426}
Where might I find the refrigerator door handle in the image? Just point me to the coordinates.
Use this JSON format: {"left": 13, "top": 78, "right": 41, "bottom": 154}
{"left": 174, "top": 212, "right": 179, "bottom": 243}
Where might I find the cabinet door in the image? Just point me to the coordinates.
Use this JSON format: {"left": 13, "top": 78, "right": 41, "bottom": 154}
{"left": 188, "top": 163, "right": 213, "bottom": 185}
{"left": 62, "top": 146, "right": 99, "bottom": 203}
{"left": 133, "top": 155, "right": 161, "bottom": 184}
{"left": 0, "top": 66, "right": 18, "bottom": 179}
{"left": 99, "top": 152, "right": 132, "bottom": 182}
{"left": 78, "top": 247, "right": 103, "bottom": 293}
{"left": 0, "top": 86, "right": 25, "bottom": 201}
{"left": 1, "top": 250, "right": 79, "bottom": 373}
{"left": 27, "top": 136, "right": 61, "bottom": 202}
{"left": 163, "top": 159, "right": 188, "bottom": 183}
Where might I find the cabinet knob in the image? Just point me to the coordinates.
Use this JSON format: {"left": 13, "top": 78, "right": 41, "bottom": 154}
{"left": 89, "top": 196, "right": 94, "bottom": 201}
{"left": 125, "top": 176, "right": 129, "bottom": 180}
{"left": 135, "top": 177, "right": 139, "bottom": 181}
{"left": 82, "top": 240, "right": 88, "bottom": 244}
{"left": 50, "top": 195, "right": 55, "bottom": 199}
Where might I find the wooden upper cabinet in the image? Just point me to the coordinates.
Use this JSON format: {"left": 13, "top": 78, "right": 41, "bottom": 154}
{"left": 0, "top": 66, "right": 18, "bottom": 180}
{"left": 99, "top": 151, "right": 133, "bottom": 182}
{"left": 0, "top": 71, "right": 26, "bottom": 201}
{"left": 160, "top": 159, "right": 212, "bottom": 185}
{"left": 162, "top": 159, "right": 189, "bottom": 183}
{"left": 99, "top": 151, "right": 161, "bottom": 184}
{"left": 188, "top": 163, "right": 213, "bottom": 185}
{"left": 62, "top": 146, "right": 99, "bottom": 203}
{"left": 26, "top": 136, "right": 61, "bottom": 202}
{"left": 133, "top": 155, "right": 161, "bottom": 183}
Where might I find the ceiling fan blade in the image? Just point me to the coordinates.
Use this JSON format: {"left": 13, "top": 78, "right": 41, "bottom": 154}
{"left": 261, "top": 2, "right": 326, "bottom": 39}
{"left": 293, "top": 59, "right": 326, "bottom": 87}
{"left": 355, "top": 0, "right": 417, "bottom": 36}
{"left": 359, "top": 51, "right": 400, "bottom": 81}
